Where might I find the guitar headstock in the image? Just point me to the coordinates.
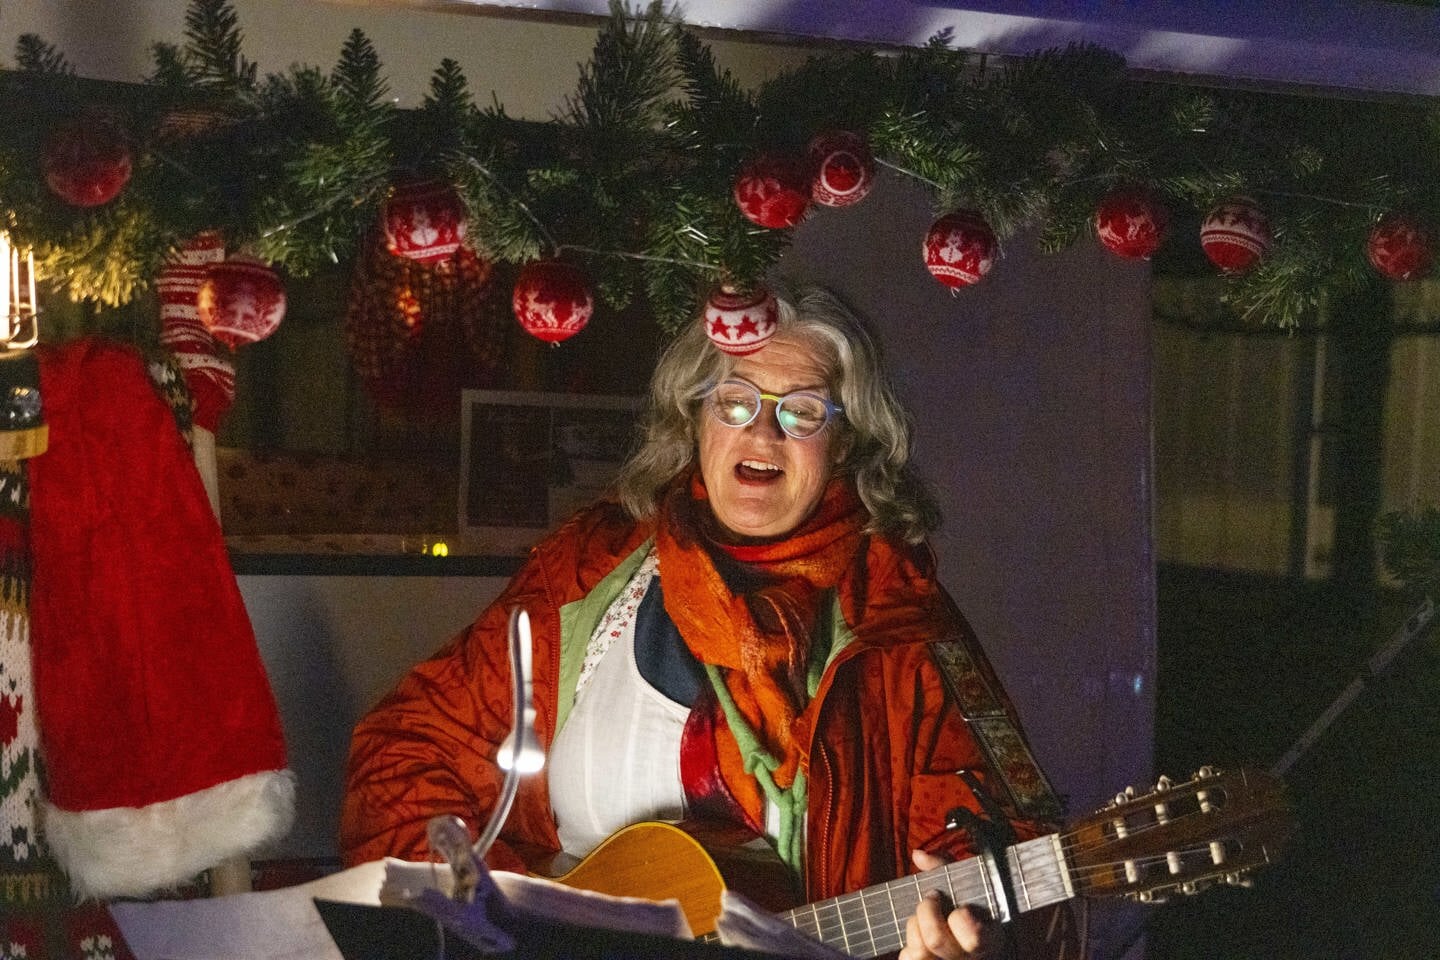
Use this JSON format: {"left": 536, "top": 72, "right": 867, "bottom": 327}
{"left": 1065, "top": 766, "right": 1292, "bottom": 904}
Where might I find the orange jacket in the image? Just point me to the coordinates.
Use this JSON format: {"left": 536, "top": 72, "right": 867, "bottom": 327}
{"left": 340, "top": 499, "right": 1075, "bottom": 955}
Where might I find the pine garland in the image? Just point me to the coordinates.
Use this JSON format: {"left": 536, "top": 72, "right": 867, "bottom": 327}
{"left": 0, "top": 0, "right": 1438, "bottom": 332}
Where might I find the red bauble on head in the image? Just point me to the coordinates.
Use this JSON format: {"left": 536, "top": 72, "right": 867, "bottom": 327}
{"left": 704, "top": 285, "right": 779, "bottom": 356}
{"left": 1367, "top": 213, "right": 1434, "bottom": 281}
{"left": 512, "top": 260, "right": 593, "bottom": 343}
{"left": 1095, "top": 188, "right": 1170, "bottom": 261}
{"left": 733, "top": 153, "right": 811, "bottom": 229}
{"left": 382, "top": 179, "right": 468, "bottom": 263}
{"left": 923, "top": 210, "right": 997, "bottom": 288}
{"left": 197, "top": 256, "right": 287, "bottom": 349}
{"left": 42, "top": 113, "right": 133, "bottom": 208}
{"left": 808, "top": 130, "right": 876, "bottom": 208}
{"left": 1200, "top": 197, "right": 1272, "bottom": 274}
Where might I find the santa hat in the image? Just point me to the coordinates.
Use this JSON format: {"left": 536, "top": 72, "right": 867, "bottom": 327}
{"left": 27, "top": 337, "right": 292, "bottom": 899}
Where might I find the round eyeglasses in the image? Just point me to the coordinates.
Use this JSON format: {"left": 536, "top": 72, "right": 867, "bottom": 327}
{"left": 705, "top": 379, "right": 843, "bottom": 440}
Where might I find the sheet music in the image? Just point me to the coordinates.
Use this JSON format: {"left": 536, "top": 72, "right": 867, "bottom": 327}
{"left": 108, "top": 858, "right": 691, "bottom": 960}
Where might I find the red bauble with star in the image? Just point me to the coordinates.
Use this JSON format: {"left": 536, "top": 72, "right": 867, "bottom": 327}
{"left": 1200, "top": 197, "right": 1272, "bottom": 274}
{"left": 1095, "top": 188, "right": 1170, "bottom": 260}
{"left": 1367, "top": 213, "right": 1434, "bottom": 281}
{"left": 808, "top": 130, "right": 876, "bottom": 208}
{"left": 42, "top": 113, "right": 133, "bottom": 208}
{"left": 704, "top": 285, "right": 779, "bottom": 356}
{"left": 196, "top": 255, "right": 287, "bottom": 349}
{"left": 733, "top": 153, "right": 811, "bottom": 229}
{"left": 512, "top": 260, "right": 593, "bottom": 343}
{"left": 923, "top": 210, "right": 997, "bottom": 288}
{"left": 382, "top": 179, "right": 468, "bottom": 263}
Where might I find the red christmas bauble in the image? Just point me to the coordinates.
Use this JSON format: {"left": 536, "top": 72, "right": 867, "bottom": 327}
{"left": 808, "top": 130, "right": 875, "bottom": 208}
{"left": 704, "top": 285, "right": 779, "bottom": 356}
{"left": 512, "top": 260, "right": 593, "bottom": 344}
{"left": 923, "top": 211, "right": 997, "bottom": 288}
{"left": 733, "top": 153, "right": 811, "bottom": 229}
{"left": 382, "top": 179, "right": 468, "bottom": 263}
{"left": 42, "top": 114, "right": 132, "bottom": 208}
{"left": 1367, "top": 213, "right": 1434, "bottom": 281}
{"left": 1095, "top": 189, "right": 1170, "bottom": 260}
{"left": 197, "top": 256, "right": 287, "bottom": 349}
{"left": 1199, "top": 197, "right": 1272, "bottom": 274}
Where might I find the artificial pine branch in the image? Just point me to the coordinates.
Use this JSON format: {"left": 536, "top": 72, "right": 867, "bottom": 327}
{"left": 183, "top": 0, "right": 257, "bottom": 93}
{"left": 14, "top": 35, "right": 73, "bottom": 74}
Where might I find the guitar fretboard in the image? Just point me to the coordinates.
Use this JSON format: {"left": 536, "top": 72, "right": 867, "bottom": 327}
{"left": 775, "top": 834, "right": 1072, "bottom": 959}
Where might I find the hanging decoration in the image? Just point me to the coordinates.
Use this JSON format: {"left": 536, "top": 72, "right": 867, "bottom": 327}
{"left": 1094, "top": 188, "right": 1170, "bottom": 261}
{"left": 1366, "top": 213, "right": 1434, "bottom": 282}
{"left": 1199, "top": 197, "right": 1273, "bottom": 275}
{"left": 196, "top": 255, "right": 287, "bottom": 349}
{"left": 923, "top": 211, "right": 997, "bottom": 288}
{"left": 381, "top": 179, "right": 469, "bottom": 264}
{"left": 2, "top": 0, "right": 1440, "bottom": 335}
{"left": 704, "top": 285, "right": 779, "bottom": 356}
{"left": 156, "top": 231, "right": 236, "bottom": 433}
{"left": 512, "top": 259, "right": 593, "bottom": 344}
{"left": 808, "top": 130, "right": 876, "bottom": 209}
{"left": 40, "top": 112, "right": 133, "bottom": 208}
{"left": 733, "top": 153, "right": 812, "bottom": 229}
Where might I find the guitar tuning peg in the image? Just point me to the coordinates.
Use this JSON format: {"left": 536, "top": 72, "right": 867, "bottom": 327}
{"left": 1224, "top": 873, "right": 1254, "bottom": 888}
{"left": 1155, "top": 774, "right": 1174, "bottom": 791}
{"left": 1195, "top": 764, "right": 1218, "bottom": 780}
{"left": 1113, "top": 784, "right": 1137, "bottom": 805}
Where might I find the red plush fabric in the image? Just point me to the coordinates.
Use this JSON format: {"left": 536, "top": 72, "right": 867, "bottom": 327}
{"left": 27, "top": 337, "right": 286, "bottom": 813}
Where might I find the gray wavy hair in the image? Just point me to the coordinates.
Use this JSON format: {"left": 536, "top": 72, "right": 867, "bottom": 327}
{"left": 612, "top": 281, "right": 941, "bottom": 543}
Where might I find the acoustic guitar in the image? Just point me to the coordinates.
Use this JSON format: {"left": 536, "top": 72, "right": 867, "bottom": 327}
{"left": 535, "top": 766, "right": 1291, "bottom": 959}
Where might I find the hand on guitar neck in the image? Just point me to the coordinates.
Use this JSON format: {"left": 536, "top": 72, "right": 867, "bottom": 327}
{"left": 901, "top": 850, "right": 1007, "bottom": 960}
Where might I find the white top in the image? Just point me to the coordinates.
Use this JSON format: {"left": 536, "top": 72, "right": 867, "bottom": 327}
{"left": 547, "top": 554, "right": 691, "bottom": 857}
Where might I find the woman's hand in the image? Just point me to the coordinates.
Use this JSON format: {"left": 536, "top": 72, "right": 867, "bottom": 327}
{"left": 898, "top": 850, "right": 1009, "bottom": 960}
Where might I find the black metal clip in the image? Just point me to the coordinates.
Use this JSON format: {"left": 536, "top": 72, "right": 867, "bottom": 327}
{"left": 944, "top": 770, "right": 1020, "bottom": 925}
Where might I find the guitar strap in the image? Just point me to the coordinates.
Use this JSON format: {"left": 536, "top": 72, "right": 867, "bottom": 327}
{"left": 929, "top": 636, "right": 1065, "bottom": 822}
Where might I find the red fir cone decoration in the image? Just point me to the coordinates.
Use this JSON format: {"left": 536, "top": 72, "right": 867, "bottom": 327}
{"left": 1366, "top": 213, "right": 1434, "bottom": 281}
{"left": 704, "top": 285, "right": 779, "bottom": 356}
{"left": 512, "top": 260, "right": 594, "bottom": 344}
{"left": 197, "top": 256, "right": 287, "bottom": 349}
{"left": 157, "top": 231, "right": 236, "bottom": 432}
{"left": 1199, "top": 197, "right": 1272, "bottom": 274}
{"left": 808, "top": 130, "right": 876, "bottom": 208}
{"left": 923, "top": 210, "right": 997, "bottom": 288}
{"left": 42, "top": 113, "right": 133, "bottom": 208}
{"left": 1095, "top": 189, "right": 1170, "bottom": 261}
{"left": 733, "top": 153, "right": 811, "bottom": 229}
{"left": 382, "top": 179, "right": 469, "bottom": 263}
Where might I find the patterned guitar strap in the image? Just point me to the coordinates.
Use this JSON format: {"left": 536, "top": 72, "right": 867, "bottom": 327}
{"left": 929, "top": 635, "right": 1065, "bottom": 823}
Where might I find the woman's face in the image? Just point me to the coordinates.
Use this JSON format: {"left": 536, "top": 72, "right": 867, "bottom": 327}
{"left": 697, "top": 333, "right": 843, "bottom": 540}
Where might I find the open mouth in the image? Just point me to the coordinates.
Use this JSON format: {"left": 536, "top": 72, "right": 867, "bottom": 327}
{"left": 735, "top": 459, "right": 782, "bottom": 483}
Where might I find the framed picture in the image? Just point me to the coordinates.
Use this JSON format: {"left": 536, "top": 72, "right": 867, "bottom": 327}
{"left": 459, "top": 389, "right": 643, "bottom": 555}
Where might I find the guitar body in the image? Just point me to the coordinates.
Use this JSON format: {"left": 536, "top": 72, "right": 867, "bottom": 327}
{"left": 536, "top": 820, "right": 798, "bottom": 937}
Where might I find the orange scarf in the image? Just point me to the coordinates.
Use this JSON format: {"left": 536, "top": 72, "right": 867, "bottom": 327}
{"left": 655, "top": 470, "right": 868, "bottom": 795}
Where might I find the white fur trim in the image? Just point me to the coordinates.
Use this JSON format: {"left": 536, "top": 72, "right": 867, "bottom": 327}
{"left": 42, "top": 768, "right": 296, "bottom": 900}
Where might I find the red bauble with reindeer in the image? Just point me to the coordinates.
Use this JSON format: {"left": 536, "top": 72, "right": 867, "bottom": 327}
{"left": 704, "top": 285, "right": 779, "bottom": 356}
{"left": 512, "top": 260, "right": 593, "bottom": 343}
{"left": 808, "top": 130, "right": 876, "bottom": 208}
{"left": 923, "top": 210, "right": 997, "bottom": 288}
{"left": 382, "top": 179, "right": 468, "bottom": 263}
{"left": 42, "top": 113, "right": 133, "bottom": 208}
{"left": 197, "top": 256, "right": 287, "bottom": 349}
{"left": 1199, "top": 197, "right": 1272, "bottom": 274}
{"left": 1095, "top": 188, "right": 1170, "bottom": 260}
{"left": 1366, "top": 213, "right": 1434, "bottom": 281}
{"left": 733, "top": 153, "right": 811, "bottom": 229}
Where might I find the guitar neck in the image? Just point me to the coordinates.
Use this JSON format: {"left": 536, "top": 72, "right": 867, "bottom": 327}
{"left": 777, "top": 834, "right": 1072, "bottom": 959}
